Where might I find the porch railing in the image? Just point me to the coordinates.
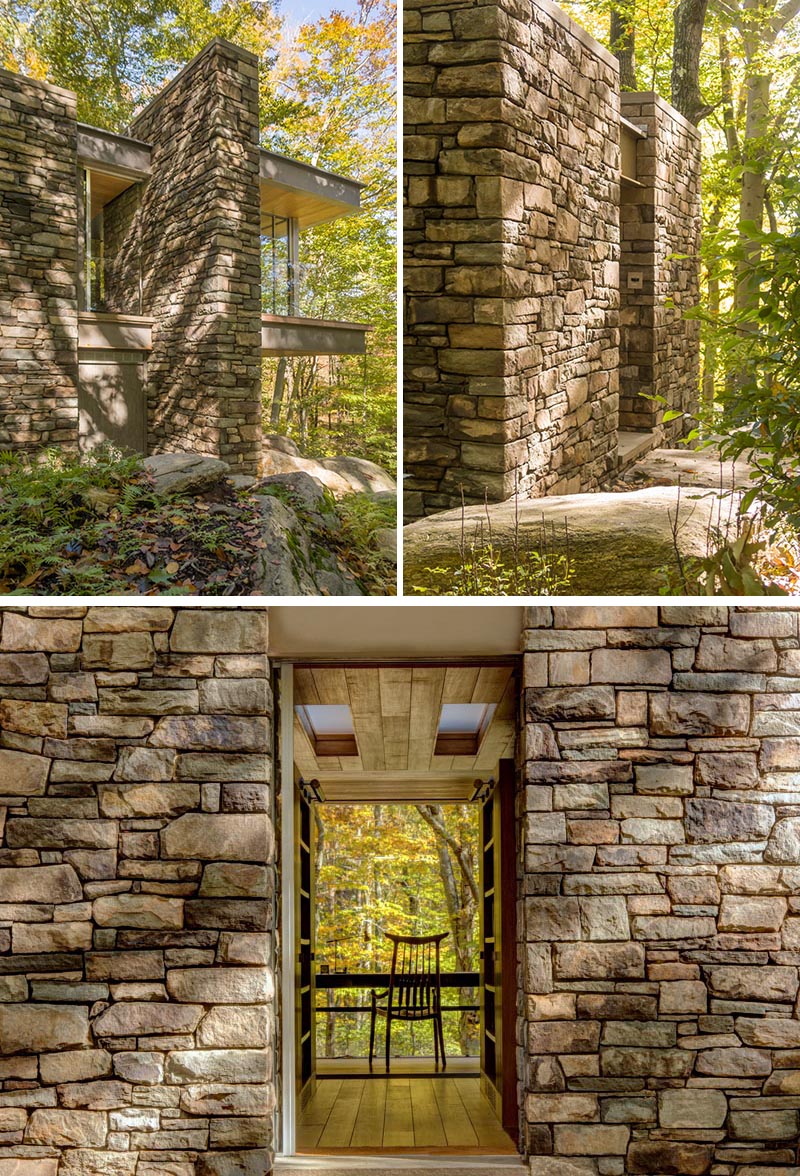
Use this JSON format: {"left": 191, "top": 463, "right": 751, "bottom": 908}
{"left": 315, "top": 970, "right": 480, "bottom": 1015}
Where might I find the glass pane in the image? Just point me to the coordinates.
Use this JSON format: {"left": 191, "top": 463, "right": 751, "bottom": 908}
{"left": 261, "top": 214, "right": 292, "bottom": 315}
{"left": 84, "top": 169, "right": 142, "bottom": 314}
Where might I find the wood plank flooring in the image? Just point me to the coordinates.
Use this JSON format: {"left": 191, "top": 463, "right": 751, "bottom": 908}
{"left": 298, "top": 1077, "right": 516, "bottom": 1154}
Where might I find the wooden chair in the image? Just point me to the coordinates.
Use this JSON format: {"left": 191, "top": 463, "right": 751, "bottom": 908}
{"left": 369, "top": 931, "right": 449, "bottom": 1072}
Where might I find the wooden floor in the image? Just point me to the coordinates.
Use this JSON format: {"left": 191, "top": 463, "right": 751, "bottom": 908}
{"left": 297, "top": 1077, "right": 516, "bottom": 1154}
{"left": 317, "top": 1056, "right": 478, "bottom": 1077}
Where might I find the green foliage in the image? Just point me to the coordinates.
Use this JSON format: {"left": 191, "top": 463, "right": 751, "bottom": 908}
{"left": 331, "top": 493, "right": 396, "bottom": 596}
{"left": 706, "top": 217, "right": 800, "bottom": 532}
{"left": 411, "top": 499, "right": 575, "bottom": 597}
{"left": 0, "top": 448, "right": 262, "bottom": 595}
{"left": 261, "top": 0, "right": 396, "bottom": 473}
{"left": 1, "top": 0, "right": 278, "bottom": 128}
{"left": 315, "top": 804, "right": 479, "bottom": 1060}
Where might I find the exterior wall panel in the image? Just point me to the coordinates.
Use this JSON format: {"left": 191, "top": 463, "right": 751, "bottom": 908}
{"left": 0, "top": 606, "right": 274, "bottom": 1175}
{"left": 0, "top": 69, "right": 80, "bottom": 453}
{"left": 522, "top": 605, "right": 800, "bottom": 1175}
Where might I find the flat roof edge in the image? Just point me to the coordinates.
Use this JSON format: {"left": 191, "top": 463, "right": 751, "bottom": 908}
{"left": 260, "top": 147, "right": 365, "bottom": 192}
{"left": 77, "top": 122, "right": 152, "bottom": 151}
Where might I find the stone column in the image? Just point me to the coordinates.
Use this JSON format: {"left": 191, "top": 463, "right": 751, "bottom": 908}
{"left": 0, "top": 605, "right": 274, "bottom": 1176}
{"left": 129, "top": 39, "right": 263, "bottom": 475}
{"left": 522, "top": 605, "right": 800, "bottom": 1175}
{"left": 618, "top": 94, "right": 701, "bottom": 441}
{"left": 0, "top": 68, "right": 80, "bottom": 454}
{"left": 404, "top": 0, "right": 621, "bottom": 520}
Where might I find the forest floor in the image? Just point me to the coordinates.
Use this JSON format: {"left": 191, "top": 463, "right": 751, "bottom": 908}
{"left": 0, "top": 449, "right": 396, "bottom": 597}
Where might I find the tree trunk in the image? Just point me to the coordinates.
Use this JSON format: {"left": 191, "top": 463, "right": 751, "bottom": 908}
{"left": 735, "top": 69, "right": 772, "bottom": 313}
{"left": 416, "top": 805, "right": 479, "bottom": 1056}
{"left": 610, "top": 8, "right": 637, "bottom": 90}
{"left": 670, "top": 0, "right": 711, "bottom": 124}
{"left": 270, "top": 356, "right": 288, "bottom": 429}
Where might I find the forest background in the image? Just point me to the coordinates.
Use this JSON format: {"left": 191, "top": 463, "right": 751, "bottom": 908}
{"left": 0, "top": 0, "right": 397, "bottom": 475}
{"left": 314, "top": 804, "right": 480, "bottom": 1060}
{"left": 563, "top": 0, "right": 800, "bottom": 536}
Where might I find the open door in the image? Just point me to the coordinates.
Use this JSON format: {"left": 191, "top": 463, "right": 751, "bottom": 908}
{"left": 295, "top": 778, "right": 316, "bottom": 1109}
{"left": 479, "top": 758, "right": 518, "bottom": 1140}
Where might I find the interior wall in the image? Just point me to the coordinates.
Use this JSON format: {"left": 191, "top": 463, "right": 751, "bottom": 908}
{"left": 522, "top": 605, "right": 800, "bottom": 1175}
{"left": 0, "top": 605, "right": 274, "bottom": 1176}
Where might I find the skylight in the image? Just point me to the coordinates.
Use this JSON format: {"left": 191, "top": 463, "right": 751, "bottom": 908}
{"left": 296, "top": 704, "right": 358, "bottom": 757}
{"left": 434, "top": 702, "right": 497, "bottom": 755}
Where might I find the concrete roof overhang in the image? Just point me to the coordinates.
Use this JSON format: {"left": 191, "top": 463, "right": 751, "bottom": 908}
{"left": 261, "top": 315, "right": 372, "bottom": 357}
{"left": 260, "top": 148, "right": 362, "bottom": 229}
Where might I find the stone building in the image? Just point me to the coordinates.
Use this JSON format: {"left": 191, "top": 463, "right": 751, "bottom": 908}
{"left": 1, "top": 602, "right": 799, "bottom": 1175}
{"left": 0, "top": 40, "right": 369, "bottom": 476}
{"left": 404, "top": 0, "right": 702, "bottom": 519}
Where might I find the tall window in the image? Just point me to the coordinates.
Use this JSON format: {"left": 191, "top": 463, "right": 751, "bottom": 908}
{"left": 82, "top": 168, "right": 142, "bottom": 314}
{"left": 261, "top": 214, "right": 298, "bottom": 316}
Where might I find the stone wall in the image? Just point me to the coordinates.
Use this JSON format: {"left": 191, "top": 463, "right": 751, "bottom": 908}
{"left": 522, "top": 604, "right": 800, "bottom": 1176}
{"left": 618, "top": 95, "right": 701, "bottom": 440}
{"left": 0, "top": 605, "right": 274, "bottom": 1176}
{"left": 404, "top": 0, "right": 621, "bottom": 519}
{"left": 0, "top": 69, "right": 80, "bottom": 454}
{"left": 127, "top": 39, "right": 263, "bottom": 475}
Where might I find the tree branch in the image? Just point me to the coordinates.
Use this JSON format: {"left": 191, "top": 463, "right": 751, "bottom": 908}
{"left": 415, "top": 805, "right": 479, "bottom": 904}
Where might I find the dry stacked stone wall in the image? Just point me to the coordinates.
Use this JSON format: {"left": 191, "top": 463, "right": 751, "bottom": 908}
{"left": 0, "top": 69, "right": 80, "bottom": 454}
{"left": 404, "top": 0, "right": 621, "bottom": 520}
{"left": 522, "top": 604, "right": 800, "bottom": 1176}
{"left": 0, "top": 605, "right": 274, "bottom": 1176}
{"left": 122, "top": 39, "right": 263, "bottom": 474}
{"left": 618, "top": 95, "right": 701, "bottom": 440}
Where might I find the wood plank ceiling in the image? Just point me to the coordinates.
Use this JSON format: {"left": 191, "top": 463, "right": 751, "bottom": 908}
{"left": 293, "top": 666, "right": 516, "bottom": 803}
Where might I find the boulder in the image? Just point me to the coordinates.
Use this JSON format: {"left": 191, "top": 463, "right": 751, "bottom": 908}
{"left": 621, "top": 446, "right": 755, "bottom": 489}
{"left": 252, "top": 493, "right": 365, "bottom": 598}
{"left": 144, "top": 452, "right": 230, "bottom": 496}
{"left": 260, "top": 436, "right": 395, "bottom": 499}
{"left": 320, "top": 454, "right": 397, "bottom": 496}
{"left": 404, "top": 485, "right": 742, "bottom": 595}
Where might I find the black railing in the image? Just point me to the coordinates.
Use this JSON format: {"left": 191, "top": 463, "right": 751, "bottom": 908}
{"left": 315, "top": 970, "right": 480, "bottom": 1014}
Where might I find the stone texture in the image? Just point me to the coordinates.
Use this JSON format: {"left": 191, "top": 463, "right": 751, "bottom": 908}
{"left": 404, "top": 0, "right": 701, "bottom": 519}
{"left": 0, "top": 604, "right": 273, "bottom": 1175}
{"left": 0, "top": 1004, "right": 90, "bottom": 1053}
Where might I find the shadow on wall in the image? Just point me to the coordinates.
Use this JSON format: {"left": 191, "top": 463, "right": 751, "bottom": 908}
{"left": 1, "top": 69, "right": 80, "bottom": 454}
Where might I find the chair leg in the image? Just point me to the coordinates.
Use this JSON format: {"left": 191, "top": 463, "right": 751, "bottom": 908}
{"left": 368, "top": 997, "right": 376, "bottom": 1072}
{"left": 385, "top": 1013, "right": 392, "bottom": 1073}
{"left": 433, "top": 1016, "right": 439, "bottom": 1068}
{"left": 437, "top": 1012, "right": 447, "bottom": 1071}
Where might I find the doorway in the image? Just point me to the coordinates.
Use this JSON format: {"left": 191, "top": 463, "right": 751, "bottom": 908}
{"left": 275, "top": 662, "right": 522, "bottom": 1163}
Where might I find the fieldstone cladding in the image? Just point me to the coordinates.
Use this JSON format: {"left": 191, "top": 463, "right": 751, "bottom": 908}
{"left": 0, "top": 69, "right": 80, "bottom": 454}
{"left": 618, "top": 94, "right": 701, "bottom": 438}
{"left": 404, "top": 0, "right": 702, "bottom": 520}
{"left": 522, "top": 605, "right": 800, "bottom": 1175}
{"left": 0, "top": 605, "right": 273, "bottom": 1176}
{"left": 127, "top": 39, "right": 263, "bottom": 475}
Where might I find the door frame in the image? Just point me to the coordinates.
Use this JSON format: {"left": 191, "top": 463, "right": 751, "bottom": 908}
{"left": 274, "top": 659, "right": 522, "bottom": 1158}
{"left": 279, "top": 661, "right": 297, "bottom": 1156}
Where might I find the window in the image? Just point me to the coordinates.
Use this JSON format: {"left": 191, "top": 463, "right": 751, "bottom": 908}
{"left": 262, "top": 214, "right": 298, "bottom": 316}
{"left": 296, "top": 703, "right": 358, "bottom": 757}
{"left": 434, "top": 702, "right": 497, "bottom": 756}
{"left": 82, "top": 168, "right": 142, "bottom": 314}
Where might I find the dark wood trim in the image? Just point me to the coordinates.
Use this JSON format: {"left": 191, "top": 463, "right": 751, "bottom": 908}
{"left": 498, "top": 757, "right": 519, "bottom": 1141}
